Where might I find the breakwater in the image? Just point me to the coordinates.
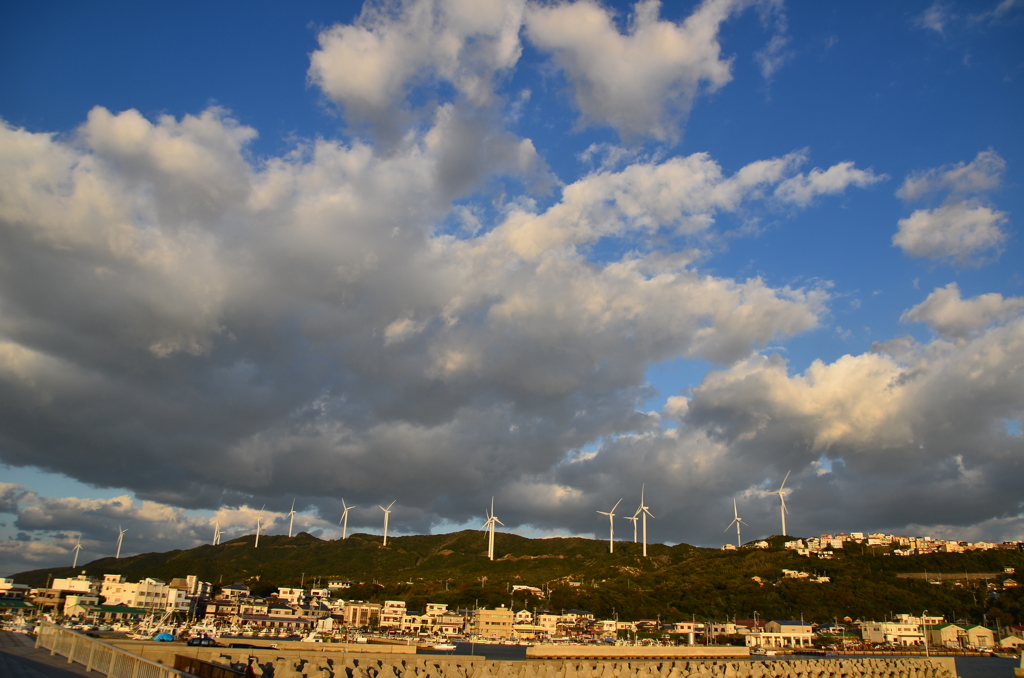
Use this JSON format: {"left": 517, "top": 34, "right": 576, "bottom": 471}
{"left": 116, "top": 643, "right": 958, "bottom": 678}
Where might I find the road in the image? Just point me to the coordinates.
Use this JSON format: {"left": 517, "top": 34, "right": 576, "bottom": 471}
{"left": 0, "top": 632, "right": 96, "bottom": 678}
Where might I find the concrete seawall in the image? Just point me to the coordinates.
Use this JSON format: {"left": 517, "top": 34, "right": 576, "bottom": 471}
{"left": 527, "top": 646, "right": 750, "bottom": 659}
{"left": 115, "top": 642, "right": 958, "bottom": 678}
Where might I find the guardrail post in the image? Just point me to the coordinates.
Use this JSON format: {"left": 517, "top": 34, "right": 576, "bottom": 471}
{"left": 86, "top": 643, "right": 97, "bottom": 671}
{"left": 68, "top": 634, "right": 77, "bottom": 663}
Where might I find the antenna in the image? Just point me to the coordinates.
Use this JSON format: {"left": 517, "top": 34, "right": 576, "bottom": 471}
{"left": 597, "top": 499, "right": 622, "bottom": 553}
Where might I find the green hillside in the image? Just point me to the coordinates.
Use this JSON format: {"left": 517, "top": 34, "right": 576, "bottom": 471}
{"left": 14, "top": 532, "right": 1024, "bottom": 626}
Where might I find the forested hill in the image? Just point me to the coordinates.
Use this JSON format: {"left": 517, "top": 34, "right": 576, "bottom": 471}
{"left": 14, "top": 531, "right": 1024, "bottom": 626}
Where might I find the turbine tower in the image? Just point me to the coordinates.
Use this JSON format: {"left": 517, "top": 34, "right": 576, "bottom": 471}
{"left": 597, "top": 499, "right": 622, "bottom": 553}
{"left": 254, "top": 505, "right": 265, "bottom": 548}
{"left": 71, "top": 534, "right": 83, "bottom": 568}
{"left": 626, "top": 512, "right": 639, "bottom": 543}
{"left": 482, "top": 497, "right": 504, "bottom": 561}
{"left": 768, "top": 471, "right": 791, "bottom": 536}
{"left": 212, "top": 520, "right": 222, "bottom": 545}
{"left": 115, "top": 526, "right": 127, "bottom": 559}
{"left": 380, "top": 501, "right": 396, "bottom": 546}
{"left": 339, "top": 499, "right": 353, "bottom": 540}
{"left": 724, "top": 498, "right": 748, "bottom": 548}
{"left": 287, "top": 498, "right": 297, "bottom": 538}
{"left": 637, "top": 485, "right": 654, "bottom": 557}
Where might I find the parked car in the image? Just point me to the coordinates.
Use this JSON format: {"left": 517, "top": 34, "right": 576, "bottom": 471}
{"left": 187, "top": 637, "right": 223, "bottom": 647}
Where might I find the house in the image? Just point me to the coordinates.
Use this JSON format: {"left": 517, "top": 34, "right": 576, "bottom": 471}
{"left": 960, "top": 625, "right": 995, "bottom": 649}
{"left": 219, "top": 582, "right": 250, "bottom": 599}
{"left": 746, "top": 620, "right": 814, "bottom": 648}
{"left": 859, "top": 621, "right": 924, "bottom": 646}
{"left": 926, "top": 624, "right": 964, "bottom": 648}
{"left": 50, "top": 574, "right": 100, "bottom": 596}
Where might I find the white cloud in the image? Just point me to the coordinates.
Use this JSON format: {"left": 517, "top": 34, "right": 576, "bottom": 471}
{"left": 773, "top": 161, "right": 885, "bottom": 206}
{"left": 524, "top": 0, "right": 779, "bottom": 142}
{"left": 897, "top": 150, "right": 1005, "bottom": 202}
{"left": 0, "top": 483, "right": 342, "bottom": 573}
{"left": 893, "top": 202, "right": 1008, "bottom": 264}
{"left": 901, "top": 282, "right": 1024, "bottom": 339}
{"left": 915, "top": 2, "right": 955, "bottom": 34}
{"left": 894, "top": 151, "right": 1010, "bottom": 266}
{"left": 308, "top": 0, "right": 526, "bottom": 132}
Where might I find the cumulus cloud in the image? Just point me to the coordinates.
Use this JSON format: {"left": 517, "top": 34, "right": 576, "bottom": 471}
{"left": 901, "top": 283, "right": 1024, "bottom": 339}
{"left": 0, "top": 99, "right": 859, "bottom": 572}
{"left": 0, "top": 483, "right": 341, "bottom": 573}
{"left": 897, "top": 150, "right": 1005, "bottom": 202}
{"left": 774, "top": 161, "right": 885, "bottom": 206}
{"left": 2, "top": 0, "right": 1016, "bottom": 572}
{"left": 894, "top": 202, "right": 1008, "bottom": 264}
{"left": 557, "top": 299, "right": 1024, "bottom": 546}
{"left": 310, "top": 0, "right": 525, "bottom": 123}
{"left": 893, "top": 151, "right": 1010, "bottom": 265}
{"left": 524, "top": 0, "right": 783, "bottom": 142}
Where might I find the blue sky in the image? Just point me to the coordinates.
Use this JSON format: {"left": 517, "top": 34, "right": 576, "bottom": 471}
{"left": 1, "top": 0, "right": 1022, "bottom": 574}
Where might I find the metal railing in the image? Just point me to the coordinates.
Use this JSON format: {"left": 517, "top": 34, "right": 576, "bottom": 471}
{"left": 34, "top": 622, "right": 195, "bottom": 678}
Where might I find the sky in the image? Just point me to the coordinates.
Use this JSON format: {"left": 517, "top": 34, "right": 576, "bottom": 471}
{"left": 0, "top": 0, "right": 1022, "bottom": 575}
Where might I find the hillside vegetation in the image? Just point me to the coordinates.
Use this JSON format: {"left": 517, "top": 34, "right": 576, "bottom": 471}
{"left": 15, "top": 532, "right": 1024, "bottom": 626}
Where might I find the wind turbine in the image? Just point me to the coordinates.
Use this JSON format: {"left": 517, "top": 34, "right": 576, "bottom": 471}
{"left": 636, "top": 485, "right": 654, "bottom": 557}
{"left": 626, "top": 512, "right": 639, "bottom": 543}
{"left": 380, "top": 501, "right": 396, "bottom": 546}
{"left": 339, "top": 499, "right": 353, "bottom": 540}
{"left": 115, "top": 526, "right": 127, "bottom": 559}
{"left": 482, "top": 497, "right": 504, "bottom": 561}
{"left": 212, "top": 520, "right": 222, "bottom": 545}
{"left": 597, "top": 499, "right": 622, "bottom": 553}
{"left": 71, "top": 534, "right": 83, "bottom": 568}
{"left": 287, "top": 498, "right": 297, "bottom": 538}
{"left": 254, "top": 505, "right": 265, "bottom": 548}
{"left": 768, "top": 471, "right": 791, "bottom": 536}
{"left": 724, "top": 499, "right": 748, "bottom": 548}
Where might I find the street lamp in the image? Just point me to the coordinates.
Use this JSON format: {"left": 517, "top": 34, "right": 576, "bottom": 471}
{"left": 922, "top": 610, "right": 929, "bottom": 658}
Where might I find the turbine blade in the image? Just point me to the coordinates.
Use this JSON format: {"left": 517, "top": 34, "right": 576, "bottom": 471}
{"left": 612, "top": 498, "right": 622, "bottom": 513}
{"left": 387, "top": 500, "right": 396, "bottom": 510}
{"left": 779, "top": 469, "right": 791, "bottom": 492}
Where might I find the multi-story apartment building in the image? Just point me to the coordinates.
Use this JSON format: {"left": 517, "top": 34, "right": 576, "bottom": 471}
{"left": 342, "top": 600, "right": 381, "bottom": 628}
{"left": 472, "top": 606, "right": 514, "bottom": 638}
{"left": 100, "top": 575, "right": 187, "bottom": 613}
{"left": 380, "top": 600, "right": 407, "bottom": 631}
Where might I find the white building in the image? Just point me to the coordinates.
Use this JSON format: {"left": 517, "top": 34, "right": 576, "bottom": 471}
{"left": 746, "top": 621, "right": 814, "bottom": 648}
{"left": 51, "top": 574, "right": 100, "bottom": 595}
{"left": 100, "top": 574, "right": 187, "bottom": 613}
{"left": 379, "top": 600, "right": 407, "bottom": 630}
{"left": 860, "top": 621, "right": 924, "bottom": 646}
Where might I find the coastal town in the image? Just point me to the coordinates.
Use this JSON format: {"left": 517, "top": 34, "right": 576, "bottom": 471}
{"left": 3, "top": 529, "right": 1023, "bottom": 656}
